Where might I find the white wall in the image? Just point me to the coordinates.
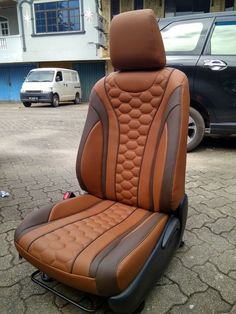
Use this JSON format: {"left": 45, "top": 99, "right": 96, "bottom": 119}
{"left": 20, "top": 0, "right": 100, "bottom": 62}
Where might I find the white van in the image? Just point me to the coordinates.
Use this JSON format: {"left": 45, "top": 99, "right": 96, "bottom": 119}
{"left": 20, "top": 68, "right": 82, "bottom": 107}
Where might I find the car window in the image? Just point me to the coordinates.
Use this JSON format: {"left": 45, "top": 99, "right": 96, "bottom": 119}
{"left": 210, "top": 21, "right": 236, "bottom": 55}
{"left": 161, "top": 21, "right": 204, "bottom": 54}
{"left": 64, "top": 71, "right": 72, "bottom": 81}
{"left": 71, "top": 72, "right": 77, "bottom": 82}
{"left": 56, "top": 71, "right": 63, "bottom": 81}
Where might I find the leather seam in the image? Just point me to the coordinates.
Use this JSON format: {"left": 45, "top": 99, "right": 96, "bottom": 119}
{"left": 115, "top": 215, "right": 166, "bottom": 288}
{"left": 148, "top": 70, "right": 179, "bottom": 210}
{"left": 137, "top": 68, "right": 175, "bottom": 209}
{"left": 90, "top": 91, "right": 109, "bottom": 198}
{"left": 26, "top": 199, "right": 110, "bottom": 252}
{"left": 70, "top": 205, "right": 138, "bottom": 274}
{"left": 104, "top": 75, "right": 120, "bottom": 202}
{"left": 90, "top": 211, "right": 151, "bottom": 277}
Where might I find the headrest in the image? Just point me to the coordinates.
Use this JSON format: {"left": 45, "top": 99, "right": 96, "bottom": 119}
{"left": 110, "top": 9, "right": 166, "bottom": 71}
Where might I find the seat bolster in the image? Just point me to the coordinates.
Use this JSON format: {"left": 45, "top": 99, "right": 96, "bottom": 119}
{"left": 14, "top": 194, "right": 102, "bottom": 243}
{"left": 95, "top": 213, "right": 168, "bottom": 296}
{"left": 14, "top": 204, "right": 54, "bottom": 243}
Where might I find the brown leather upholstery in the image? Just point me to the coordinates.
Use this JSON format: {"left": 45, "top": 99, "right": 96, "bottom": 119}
{"left": 110, "top": 9, "right": 166, "bottom": 70}
{"left": 14, "top": 9, "right": 189, "bottom": 299}
{"left": 77, "top": 68, "right": 189, "bottom": 212}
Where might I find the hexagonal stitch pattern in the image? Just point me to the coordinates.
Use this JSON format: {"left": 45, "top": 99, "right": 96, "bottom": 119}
{"left": 105, "top": 72, "right": 170, "bottom": 205}
{"left": 28, "top": 202, "right": 136, "bottom": 273}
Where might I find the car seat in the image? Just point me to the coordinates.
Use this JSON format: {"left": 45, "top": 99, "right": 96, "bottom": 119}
{"left": 14, "top": 9, "right": 190, "bottom": 314}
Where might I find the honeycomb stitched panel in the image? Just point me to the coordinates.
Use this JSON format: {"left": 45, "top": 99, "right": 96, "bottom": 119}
{"left": 28, "top": 203, "right": 136, "bottom": 273}
{"left": 105, "top": 72, "right": 169, "bottom": 205}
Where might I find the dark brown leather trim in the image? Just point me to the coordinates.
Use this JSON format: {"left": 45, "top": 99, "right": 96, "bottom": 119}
{"left": 14, "top": 204, "right": 54, "bottom": 242}
{"left": 26, "top": 199, "right": 107, "bottom": 252}
{"left": 149, "top": 84, "right": 181, "bottom": 211}
{"left": 90, "top": 90, "right": 109, "bottom": 197}
{"left": 76, "top": 103, "right": 100, "bottom": 191}
{"left": 95, "top": 213, "right": 165, "bottom": 296}
{"left": 159, "top": 87, "right": 182, "bottom": 211}
{"left": 89, "top": 211, "right": 151, "bottom": 277}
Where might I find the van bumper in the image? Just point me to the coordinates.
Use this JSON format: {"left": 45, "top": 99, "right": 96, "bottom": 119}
{"left": 20, "top": 92, "right": 53, "bottom": 103}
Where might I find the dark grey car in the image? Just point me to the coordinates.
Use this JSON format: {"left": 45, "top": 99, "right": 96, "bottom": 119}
{"left": 159, "top": 11, "right": 236, "bottom": 151}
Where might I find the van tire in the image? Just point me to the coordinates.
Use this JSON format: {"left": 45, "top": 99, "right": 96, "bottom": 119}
{"left": 187, "top": 107, "right": 205, "bottom": 152}
{"left": 52, "top": 94, "right": 59, "bottom": 107}
{"left": 74, "top": 93, "right": 80, "bottom": 104}
{"left": 23, "top": 102, "right": 31, "bottom": 107}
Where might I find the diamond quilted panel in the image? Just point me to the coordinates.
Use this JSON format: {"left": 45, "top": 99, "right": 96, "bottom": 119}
{"left": 28, "top": 203, "right": 136, "bottom": 273}
{"left": 105, "top": 72, "right": 169, "bottom": 205}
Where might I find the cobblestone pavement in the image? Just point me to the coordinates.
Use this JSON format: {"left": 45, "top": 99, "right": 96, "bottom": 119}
{"left": 0, "top": 103, "right": 235, "bottom": 314}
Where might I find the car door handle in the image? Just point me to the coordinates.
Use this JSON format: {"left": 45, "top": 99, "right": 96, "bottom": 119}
{"left": 203, "top": 59, "right": 227, "bottom": 71}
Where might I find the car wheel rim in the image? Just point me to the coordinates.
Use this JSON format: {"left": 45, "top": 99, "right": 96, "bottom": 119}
{"left": 188, "top": 116, "right": 197, "bottom": 144}
{"left": 54, "top": 97, "right": 58, "bottom": 106}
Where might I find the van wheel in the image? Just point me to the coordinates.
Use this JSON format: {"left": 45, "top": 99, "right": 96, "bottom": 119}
{"left": 74, "top": 93, "right": 80, "bottom": 104}
{"left": 52, "top": 94, "right": 59, "bottom": 107}
{"left": 187, "top": 107, "right": 205, "bottom": 152}
{"left": 23, "top": 102, "right": 31, "bottom": 107}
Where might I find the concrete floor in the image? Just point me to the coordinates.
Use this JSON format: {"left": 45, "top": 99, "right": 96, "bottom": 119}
{"left": 0, "top": 102, "right": 235, "bottom": 314}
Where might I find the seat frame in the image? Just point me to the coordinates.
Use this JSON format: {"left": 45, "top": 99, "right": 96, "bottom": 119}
{"left": 28, "top": 195, "right": 188, "bottom": 313}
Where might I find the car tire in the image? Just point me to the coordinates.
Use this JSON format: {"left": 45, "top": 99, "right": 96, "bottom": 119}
{"left": 52, "top": 94, "right": 59, "bottom": 107}
{"left": 74, "top": 92, "right": 80, "bottom": 104}
{"left": 23, "top": 102, "right": 31, "bottom": 107}
{"left": 187, "top": 107, "right": 205, "bottom": 152}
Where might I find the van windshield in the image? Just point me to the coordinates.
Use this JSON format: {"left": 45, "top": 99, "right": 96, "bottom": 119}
{"left": 26, "top": 71, "right": 55, "bottom": 82}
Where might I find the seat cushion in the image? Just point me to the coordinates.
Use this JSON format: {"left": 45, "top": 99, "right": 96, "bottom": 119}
{"left": 15, "top": 194, "right": 168, "bottom": 296}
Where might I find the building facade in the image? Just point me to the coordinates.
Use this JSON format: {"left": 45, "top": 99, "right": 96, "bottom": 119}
{"left": 0, "top": 0, "right": 106, "bottom": 101}
{"left": 0, "top": 0, "right": 235, "bottom": 102}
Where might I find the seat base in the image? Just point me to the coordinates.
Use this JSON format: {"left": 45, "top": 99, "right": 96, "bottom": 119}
{"left": 31, "top": 270, "right": 105, "bottom": 313}
{"left": 29, "top": 195, "right": 188, "bottom": 314}
{"left": 108, "top": 194, "right": 188, "bottom": 313}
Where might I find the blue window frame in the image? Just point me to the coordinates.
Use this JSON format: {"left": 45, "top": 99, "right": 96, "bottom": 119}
{"left": 34, "top": 0, "right": 81, "bottom": 33}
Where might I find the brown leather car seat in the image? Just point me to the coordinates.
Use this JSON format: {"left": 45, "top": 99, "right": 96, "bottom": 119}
{"left": 14, "top": 9, "right": 190, "bottom": 313}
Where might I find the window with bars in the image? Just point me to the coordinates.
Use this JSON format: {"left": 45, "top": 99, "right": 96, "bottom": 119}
{"left": 0, "top": 17, "right": 9, "bottom": 36}
{"left": 34, "top": 0, "right": 81, "bottom": 34}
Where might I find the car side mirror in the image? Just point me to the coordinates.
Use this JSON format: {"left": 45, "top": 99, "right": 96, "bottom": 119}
{"left": 56, "top": 76, "right": 61, "bottom": 82}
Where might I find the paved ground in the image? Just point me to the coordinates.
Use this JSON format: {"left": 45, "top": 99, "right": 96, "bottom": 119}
{"left": 0, "top": 102, "right": 235, "bottom": 314}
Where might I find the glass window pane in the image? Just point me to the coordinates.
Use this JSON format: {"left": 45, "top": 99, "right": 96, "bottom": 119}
{"left": 69, "top": 0, "right": 79, "bottom": 8}
{"left": 210, "top": 22, "right": 236, "bottom": 55}
{"left": 161, "top": 22, "right": 203, "bottom": 52}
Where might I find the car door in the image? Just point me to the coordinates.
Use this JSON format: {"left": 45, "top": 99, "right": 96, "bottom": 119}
{"left": 55, "top": 71, "right": 67, "bottom": 101}
{"left": 160, "top": 17, "right": 213, "bottom": 92}
{"left": 195, "top": 16, "right": 236, "bottom": 133}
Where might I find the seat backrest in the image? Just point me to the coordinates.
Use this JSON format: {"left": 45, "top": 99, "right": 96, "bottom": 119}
{"left": 76, "top": 9, "right": 190, "bottom": 213}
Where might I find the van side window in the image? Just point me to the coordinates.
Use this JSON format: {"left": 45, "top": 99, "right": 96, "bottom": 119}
{"left": 71, "top": 72, "right": 77, "bottom": 82}
{"left": 161, "top": 21, "right": 204, "bottom": 55}
{"left": 210, "top": 21, "right": 236, "bottom": 55}
{"left": 64, "top": 71, "right": 72, "bottom": 81}
{"left": 56, "top": 71, "right": 63, "bottom": 82}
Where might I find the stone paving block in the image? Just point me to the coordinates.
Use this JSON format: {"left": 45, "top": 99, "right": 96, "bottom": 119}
{"left": 186, "top": 213, "right": 214, "bottom": 230}
{"left": 0, "top": 233, "right": 10, "bottom": 256}
{"left": 219, "top": 205, "right": 236, "bottom": 218}
{"left": 193, "top": 262, "right": 236, "bottom": 305}
{"left": 202, "top": 196, "right": 231, "bottom": 208}
{"left": 165, "top": 257, "right": 207, "bottom": 296}
{"left": 169, "top": 288, "right": 231, "bottom": 314}
{"left": 144, "top": 283, "right": 187, "bottom": 314}
{"left": 25, "top": 293, "right": 61, "bottom": 314}
{"left": 206, "top": 216, "right": 236, "bottom": 235}
{"left": 0, "top": 262, "right": 34, "bottom": 287}
{"left": 0, "top": 284, "right": 25, "bottom": 313}
{"left": 0, "top": 254, "right": 13, "bottom": 270}
{"left": 1, "top": 205, "right": 22, "bottom": 222}
{"left": 192, "top": 226, "right": 234, "bottom": 252}
{"left": 0, "top": 221, "right": 21, "bottom": 235}
{"left": 177, "top": 243, "right": 218, "bottom": 269}
{"left": 209, "top": 249, "right": 236, "bottom": 274}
